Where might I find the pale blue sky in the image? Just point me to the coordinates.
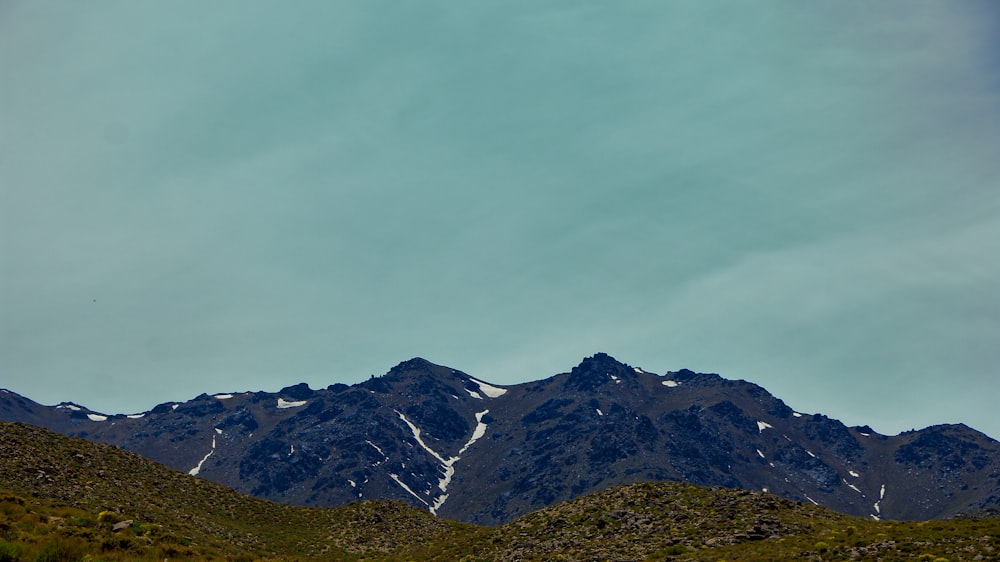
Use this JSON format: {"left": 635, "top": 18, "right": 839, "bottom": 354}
{"left": 2, "top": 2, "right": 998, "bottom": 438}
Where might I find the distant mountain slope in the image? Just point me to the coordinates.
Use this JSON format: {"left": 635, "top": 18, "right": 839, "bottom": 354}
{"left": 3, "top": 353, "right": 999, "bottom": 525}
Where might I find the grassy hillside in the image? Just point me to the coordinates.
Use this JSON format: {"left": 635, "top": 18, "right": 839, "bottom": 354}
{"left": 2, "top": 421, "right": 999, "bottom": 561}
{"left": 472, "top": 481, "right": 1000, "bottom": 561}
{"left": 0, "top": 422, "right": 477, "bottom": 560}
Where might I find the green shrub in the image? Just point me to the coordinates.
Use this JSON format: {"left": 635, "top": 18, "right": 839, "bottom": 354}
{"left": 99, "top": 537, "right": 135, "bottom": 552}
{"left": 95, "top": 511, "right": 118, "bottom": 526}
{"left": 0, "top": 523, "right": 16, "bottom": 542}
{"left": 33, "top": 540, "right": 83, "bottom": 562}
{"left": 0, "top": 540, "right": 21, "bottom": 562}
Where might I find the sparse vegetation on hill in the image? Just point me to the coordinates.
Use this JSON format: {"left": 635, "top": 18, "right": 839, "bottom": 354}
{"left": 0, "top": 422, "right": 475, "bottom": 560}
{"left": 2, "top": 421, "right": 999, "bottom": 561}
{"left": 477, "top": 482, "right": 1000, "bottom": 561}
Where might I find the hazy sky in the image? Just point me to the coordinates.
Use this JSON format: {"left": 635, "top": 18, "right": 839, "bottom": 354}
{"left": 2, "top": 2, "right": 998, "bottom": 439}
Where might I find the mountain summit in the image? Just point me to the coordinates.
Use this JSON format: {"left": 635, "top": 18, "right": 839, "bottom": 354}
{"left": 564, "top": 352, "right": 640, "bottom": 391}
{"left": 2, "top": 354, "right": 998, "bottom": 524}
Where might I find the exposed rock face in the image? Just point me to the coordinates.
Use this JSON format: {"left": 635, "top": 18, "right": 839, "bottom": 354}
{"left": 2, "top": 354, "right": 999, "bottom": 524}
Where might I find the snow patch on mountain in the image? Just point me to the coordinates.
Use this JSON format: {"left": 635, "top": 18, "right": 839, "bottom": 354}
{"left": 397, "top": 411, "right": 449, "bottom": 466}
{"left": 396, "top": 409, "right": 491, "bottom": 515}
{"left": 87, "top": 414, "right": 108, "bottom": 422}
{"left": 277, "top": 398, "right": 307, "bottom": 409}
{"left": 459, "top": 410, "right": 489, "bottom": 455}
{"left": 366, "top": 440, "right": 387, "bottom": 462}
{"left": 844, "top": 479, "right": 864, "bottom": 495}
{"left": 469, "top": 378, "right": 507, "bottom": 398}
{"left": 389, "top": 473, "right": 427, "bottom": 506}
{"left": 189, "top": 430, "right": 220, "bottom": 476}
{"left": 871, "top": 483, "right": 886, "bottom": 519}
{"left": 430, "top": 493, "right": 449, "bottom": 514}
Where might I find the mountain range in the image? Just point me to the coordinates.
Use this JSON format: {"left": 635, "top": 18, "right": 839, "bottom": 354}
{"left": 6, "top": 420, "right": 999, "bottom": 561}
{"left": 2, "top": 353, "right": 998, "bottom": 525}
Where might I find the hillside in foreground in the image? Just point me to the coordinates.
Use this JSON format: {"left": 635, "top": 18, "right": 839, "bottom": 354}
{"left": 2, "top": 421, "right": 1000, "bottom": 561}
{"left": 0, "top": 421, "right": 474, "bottom": 561}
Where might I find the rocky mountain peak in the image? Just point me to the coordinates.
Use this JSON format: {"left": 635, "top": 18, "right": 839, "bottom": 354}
{"left": 369, "top": 358, "right": 493, "bottom": 412}
{"left": 388, "top": 357, "right": 437, "bottom": 375}
{"left": 565, "top": 352, "right": 636, "bottom": 391}
{"left": 278, "top": 382, "right": 314, "bottom": 400}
